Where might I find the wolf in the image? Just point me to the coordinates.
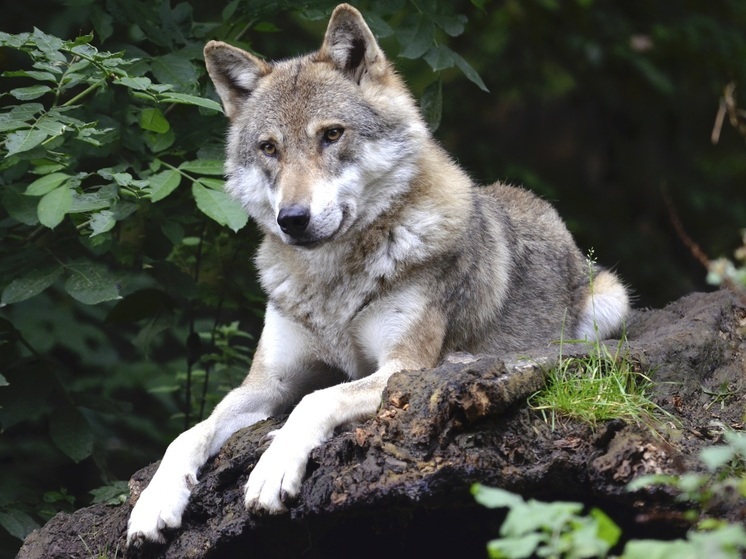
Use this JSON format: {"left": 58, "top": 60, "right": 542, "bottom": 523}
{"left": 126, "top": 3, "right": 629, "bottom": 546}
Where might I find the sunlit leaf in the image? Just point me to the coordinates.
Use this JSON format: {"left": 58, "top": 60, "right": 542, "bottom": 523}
{"left": 25, "top": 172, "right": 70, "bottom": 196}
{"left": 192, "top": 182, "right": 248, "bottom": 232}
{"left": 4, "top": 128, "right": 48, "bottom": 155}
{"left": 159, "top": 92, "right": 223, "bottom": 112}
{"left": 37, "top": 184, "right": 72, "bottom": 228}
{"left": 9, "top": 85, "right": 52, "bottom": 101}
{"left": 139, "top": 107, "right": 170, "bottom": 133}
{"left": 148, "top": 169, "right": 181, "bottom": 202}
{"left": 89, "top": 210, "right": 116, "bottom": 236}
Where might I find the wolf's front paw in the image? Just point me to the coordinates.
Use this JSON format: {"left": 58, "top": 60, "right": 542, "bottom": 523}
{"left": 244, "top": 428, "right": 310, "bottom": 514}
{"left": 126, "top": 471, "right": 195, "bottom": 547}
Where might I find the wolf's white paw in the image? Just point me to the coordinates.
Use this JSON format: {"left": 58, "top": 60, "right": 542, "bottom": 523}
{"left": 126, "top": 471, "right": 195, "bottom": 547}
{"left": 244, "top": 427, "right": 310, "bottom": 514}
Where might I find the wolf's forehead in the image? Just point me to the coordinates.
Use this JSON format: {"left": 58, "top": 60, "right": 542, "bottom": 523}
{"left": 242, "top": 59, "right": 378, "bottom": 129}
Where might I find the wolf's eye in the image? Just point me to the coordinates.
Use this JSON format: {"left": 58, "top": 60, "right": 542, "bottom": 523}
{"left": 260, "top": 142, "right": 277, "bottom": 157}
{"left": 323, "top": 128, "right": 344, "bottom": 144}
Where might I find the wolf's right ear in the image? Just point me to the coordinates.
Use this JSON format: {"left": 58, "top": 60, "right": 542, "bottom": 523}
{"left": 318, "top": 4, "right": 388, "bottom": 84}
{"left": 204, "top": 41, "right": 271, "bottom": 119}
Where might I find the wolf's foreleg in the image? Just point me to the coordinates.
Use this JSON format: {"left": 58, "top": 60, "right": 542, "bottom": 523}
{"left": 244, "top": 299, "right": 446, "bottom": 513}
{"left": 127, "top": 305, "right": 325, "bottom": 546}
{"left": 126, "top": 386, "right": 275, "bottom": 546}
{"left": 243, "top": 365, "right": 394, "bottom": 513}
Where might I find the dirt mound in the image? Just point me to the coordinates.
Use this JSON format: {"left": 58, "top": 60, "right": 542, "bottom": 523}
{"left": 17, "top": 289, "right": 745, "bottom": 559}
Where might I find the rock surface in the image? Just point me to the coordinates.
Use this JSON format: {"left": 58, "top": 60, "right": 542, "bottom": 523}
{"left": 17, "top": 289, "right": 746, "bottom": 559}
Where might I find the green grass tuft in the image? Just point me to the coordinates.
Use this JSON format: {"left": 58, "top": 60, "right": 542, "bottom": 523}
{"left": 528, "top": 338, "right": 663, "bottom": 429}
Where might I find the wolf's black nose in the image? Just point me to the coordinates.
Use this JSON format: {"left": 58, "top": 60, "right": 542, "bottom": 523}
{"left": 277, "top": 205, "right": 311, "bottom": 237}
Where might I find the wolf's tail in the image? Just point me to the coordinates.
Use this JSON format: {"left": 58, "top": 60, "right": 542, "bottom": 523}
{"left": 575, "top": 269, "right": 630, "bottom": 341}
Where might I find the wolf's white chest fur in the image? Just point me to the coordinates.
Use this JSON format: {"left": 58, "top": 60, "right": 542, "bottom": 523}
{"left": 256, "top": 229, "right": 431, "bottom": 379}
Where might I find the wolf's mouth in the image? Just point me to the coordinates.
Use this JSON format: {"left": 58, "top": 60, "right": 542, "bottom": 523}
{"left": 287, "top": 203, "right": 354, "bottom": 249}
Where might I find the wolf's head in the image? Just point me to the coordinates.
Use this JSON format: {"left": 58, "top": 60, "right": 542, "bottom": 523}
{"left": 204, "top": 4, "right": 428, "bottom": 248}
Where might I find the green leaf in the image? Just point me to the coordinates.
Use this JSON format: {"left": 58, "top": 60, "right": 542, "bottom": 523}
{"left": 421, "top": 77, "right": 443, "bottom": 132}
{"left": 192, "top": 182, "right": 248, "bottom": 232}
{"left": 34, "top": 115, "right": 67, "bottom": 137}
{"left": 2, "top": 69, "right": 56, "bottom": 82}
{"left": 700, "top": 444, "right": 736, "bottom": 471}
{"left": 9, "top": 85, "right": 52, "bottom": 101}
{"left": 151, "top": 53, "right": 197, "bottom": 93}
{"left": 398, "top": 14, "right": 436, "bottom": 59}
{"left": 32, "top": 28, "right": 64, "bottom": 59}
{"left": 434, "top": 14, "right": 468, "bottom": 37}
{"left": 89, "top": 481, "right": 129, "bottom": 505}
{"left": 25, "top": 172, "right": 70, "bottom": 196}
{"left": 590, "top": 507, "right": 622, "bottom": 547}
{"left": 622, "top": 539, "right": 692, "bottom": 559}
{"left": 451, "top": 49, "right": 489, "bottom": 92}
{"left": 37, "top": 184, "right": 72, "bottom": 228}
{"left": 0, "top": 509, "right": 39, "bottom": 541}
{"left": 139, "top": 107, "right": 170, "bottom": 133}
{"left": 8, "top": 102, "right": 44, "bottom": 120}
{"left": 1, "top": 262, "right": 63, "bottom": 305}
{"left": 0, "top": 373, "right": 7, "bottom": 387}
{"left": 116, "top": 76, "right": 152, "bottom": 91}
{"left": 143, "top": 128, "right": 175, "bottom": 152}
{"left": 196, "top": 178, "right": 225, "bottom": 190}
{"left": 0, "top": 116, "right": 29, "bottom": 133}
{"left": 70, "top": 185, "right": 118, "bottom": 213}
{"left": 179, "top": 160, "right": 225, "bottom": 175}
{"left": 64, "top": 261, "right": 121, "bottom": 304}
{"left": 159, "top": 92, "right": 223, "bottom": 112}
{"left": 472, "top": 484, "right": 525, "bottom": 509}
{"left": 49, "top": 405, "right": 94, "bottom": 463}
{"left": 423, "top": 45, "right": 456, "bottom": 72}
{"left": 4, "top": 128, "right": 48, "bottom": 156}
{"left": 2, "top": 186, "right": 40, "bottom": 225}
{"left": 147, "top": 169, "right": 181, "bottom": 202}
{"left": 89, "top": 210, "right": 116, "bottom": 236}
{"left": 487, "top": 534, "right": 543, "bottom": 559}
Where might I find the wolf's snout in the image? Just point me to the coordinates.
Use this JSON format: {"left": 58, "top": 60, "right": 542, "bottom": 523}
{"left": 277, "top": 205, "right": 311, "bottom": 237}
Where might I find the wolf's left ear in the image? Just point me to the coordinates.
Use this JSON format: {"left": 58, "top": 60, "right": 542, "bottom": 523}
{"left": 204, "top": 41, "right": 272, "bottom": 119}
{"left": 318, "top": 4, "right": 387, "bottom": 84}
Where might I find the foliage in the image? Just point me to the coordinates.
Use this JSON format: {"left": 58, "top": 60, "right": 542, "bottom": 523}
{"left": 473, "top": 484, "right": 621, "bottom": 559}
{"left": 0, "top": 1, "right": 487, "bottom": 554}
{"left": 627, "top": 429, "right": 746, "bottom": 525}
{"left": 475, "top": 430, "right": 746, "bottom": 559}
{"left": 624, "top": 429, "right": 746, "bottom": 559}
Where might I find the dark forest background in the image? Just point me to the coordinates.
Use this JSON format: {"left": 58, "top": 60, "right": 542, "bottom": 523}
{"left": 0, "top": 0, "right": 744, "bottom": 556}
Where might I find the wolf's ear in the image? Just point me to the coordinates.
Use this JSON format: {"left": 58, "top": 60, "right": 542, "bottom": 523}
{"left": 204, "top": 41, "right": 271, "bottom": 119}
{"left": 318, "top": 4, "right": 387, "bottom": 84}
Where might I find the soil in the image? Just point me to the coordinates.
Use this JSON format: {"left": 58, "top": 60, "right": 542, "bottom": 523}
{"left": 17, "top": 289, "right": 746, "bottom": 559}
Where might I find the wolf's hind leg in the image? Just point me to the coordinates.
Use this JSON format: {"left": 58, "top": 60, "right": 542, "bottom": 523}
{"left": 575, "top": 269, "right": 630, "bottom": 341}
